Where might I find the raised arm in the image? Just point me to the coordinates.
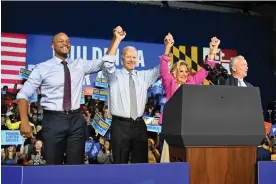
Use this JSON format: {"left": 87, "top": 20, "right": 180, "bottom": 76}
{"left": 187, "top": 37, "right": 220, "bottom": 84}
{"left": 160, "top": 33, "right": 175, "bottom": 89}
{"left": 145, "top": 65, "right": 160, "bottom": 87}
{"left": 83, "top": 26, "right": 126, "bottom": 76}
{"left": 102, "top": 26, "right": 126, "bottom": 80}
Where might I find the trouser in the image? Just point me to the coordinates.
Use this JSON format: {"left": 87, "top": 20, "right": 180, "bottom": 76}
{"left": 111, "top": 116, "right": 148, "bottom": 164}
{"left": 42, "top": 109, "right": 86, "bottom": 165}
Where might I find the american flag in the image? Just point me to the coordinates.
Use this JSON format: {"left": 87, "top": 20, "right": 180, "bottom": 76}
{"left": 1, "top": 32, "right": 27, "bottom": 91}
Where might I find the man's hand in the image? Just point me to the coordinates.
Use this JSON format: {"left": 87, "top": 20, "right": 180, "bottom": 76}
{"left": 164, "top": 33, "right": 174, "bottom": 48}
{"left": 113, "top": 26, "right": 126, "bottom": 41}
{"left": 106, "top": 26, "right": 125, "bottom": 56}
{"left": 20, "top": 120, "right": 33, "bottom": 138}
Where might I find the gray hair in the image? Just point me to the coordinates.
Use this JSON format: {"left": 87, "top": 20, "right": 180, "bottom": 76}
{"left": 229, "top": 55, "right": 244, "bottom": 73}
{"left": 121, "top": 46, "right": 137, "bottom": 57}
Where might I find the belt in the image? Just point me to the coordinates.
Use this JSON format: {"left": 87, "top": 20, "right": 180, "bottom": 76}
{"left": 112, "top": 115, "right": 143, "bottom": 122}
{"left": 43, "top": 108, "right": 81, "bottom": 115}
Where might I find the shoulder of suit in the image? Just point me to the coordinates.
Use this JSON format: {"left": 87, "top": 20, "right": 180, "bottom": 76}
{"left": 243, "top": 79, "right": 253, "bottom": 87}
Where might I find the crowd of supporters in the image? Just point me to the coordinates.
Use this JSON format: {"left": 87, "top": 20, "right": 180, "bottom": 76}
{"left": 1, "top": 83, "right": 163, "bottom": 165}
{"left": 2, "top": 81, "right": 276, "bottom": 165}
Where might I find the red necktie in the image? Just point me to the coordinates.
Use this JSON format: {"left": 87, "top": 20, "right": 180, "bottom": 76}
{"left": 61, "top": 61, "right": 71, "bottom": 111}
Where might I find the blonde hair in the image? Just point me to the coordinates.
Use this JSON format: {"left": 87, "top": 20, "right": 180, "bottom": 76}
{"left": 170, "top": 60, "right": 190, "bottom": 78}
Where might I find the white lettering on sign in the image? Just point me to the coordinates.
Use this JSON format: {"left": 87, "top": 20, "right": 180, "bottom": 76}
{"left": 49, "top": 46, "right": 145, "bottom": 86}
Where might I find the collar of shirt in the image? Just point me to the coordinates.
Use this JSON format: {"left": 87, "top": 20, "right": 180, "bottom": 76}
{"left": 53, "top": 56, "right": 71, "bottom": 65}
{"left": 121, "top": 67, "right": 137, "bottom": 76}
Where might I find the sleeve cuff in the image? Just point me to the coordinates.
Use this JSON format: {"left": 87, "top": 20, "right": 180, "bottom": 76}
{"left": 16, "top": 93, "right": 29, "bottom": 102}
{"left": 102, "top": 55, "right": 116, "bottom": 63}
{"left": 204, "top": 60, "right": 216, "bottom": 68}
{"left": 159, "top": 55, "right": 170, "bottom": 63}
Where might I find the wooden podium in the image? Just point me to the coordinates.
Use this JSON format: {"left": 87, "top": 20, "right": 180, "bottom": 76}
{"left": 162, "top": 85, "right": 264, "bottom": 184}
{"left": 169, "top": 146, "right": 257, "bottom": 184}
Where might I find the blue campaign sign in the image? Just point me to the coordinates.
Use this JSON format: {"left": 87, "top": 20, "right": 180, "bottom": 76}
{"left": 92, "top": 114, "right": 111, "bottom": 136}
{"left": 80, "top": 91, "right": 85, "bottom": 104}
{"left": 85, "top": 141, "right": 100, "bottom": 158}
{"left": 95, "top": 78, "right": 108, "bottom": 88}
{"left": 19, "top": 68, "right": 31, "bottom": 79}
{"left": 143, "top": 116, "right": 162, "bottom": 133}
{"left": 270, "top": 125, "right": 276, "bottom": 136}
{"left": 26, "top": 34, "right": 164, "bottom": 87}
{"left": 1, "top": 130, "right": 24, "bottom": 145}
{"left": 29, "top": 90, "right": 38, "bottom": 103}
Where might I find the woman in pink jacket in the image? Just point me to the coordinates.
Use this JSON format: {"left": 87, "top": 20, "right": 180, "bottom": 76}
{"left": 159, "top": 33, "right": 220, "bottom": 125}
{"left": 159, "top": 34, "right": 221, "bottom": 163}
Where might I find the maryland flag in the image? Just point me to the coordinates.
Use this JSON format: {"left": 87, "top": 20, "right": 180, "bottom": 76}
{"left": 170, "top": 45, "right": 237, "bottom": 85}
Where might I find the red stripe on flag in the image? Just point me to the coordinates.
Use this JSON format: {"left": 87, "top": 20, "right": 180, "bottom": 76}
{"left": 1, "top": 79, "right": 24, "bottom": 84}
{"left": 1, "top": 42, "right": 26, "bottom": 48}
{"left": 1, "top": 51, "right": 26, "bottom": 57}
{"left": 1, "top": 60, "right": 26, "bottom": 66}
{"left": 1, "top": 70, "right": 20, "bottom": 75}
{"left": 1, "top": 32, "right": 27, "bottom": 39}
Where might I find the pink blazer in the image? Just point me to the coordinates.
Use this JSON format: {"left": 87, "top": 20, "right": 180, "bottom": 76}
{"left": 159, "top": 55, "right": 215, "bottom": 124}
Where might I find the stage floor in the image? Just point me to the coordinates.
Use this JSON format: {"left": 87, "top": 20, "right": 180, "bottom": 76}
{"left": 2, "top": 163, "right": 190, "bottom": 184}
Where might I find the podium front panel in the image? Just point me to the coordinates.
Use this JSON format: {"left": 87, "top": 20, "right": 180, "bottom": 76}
{"left": 162, "top": 85, "right": 264, "bottom": 146}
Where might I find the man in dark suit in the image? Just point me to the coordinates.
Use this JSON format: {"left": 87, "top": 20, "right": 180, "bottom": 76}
{"left": 219, "top": 55, "right": 253, "bottom": 87}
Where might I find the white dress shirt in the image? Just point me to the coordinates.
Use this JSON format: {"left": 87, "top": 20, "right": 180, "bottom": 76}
{"left": 17, "top": 55, "right": 116, "bottom": 111}
{"left": 238, "top": 79, "right": 247, "bottom": 87}
{"left": 103, "top": 65, "right": 160, "bottom": 118}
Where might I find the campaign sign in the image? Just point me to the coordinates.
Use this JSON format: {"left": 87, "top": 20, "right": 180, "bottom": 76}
{"left": 270, "top": 125, "right": 276, "bottom": 136}
{"left": 143, "top": 116, "right": 162, "bottom": 133}
{"left": 85, "top": 140, "right": 100, "bottom": 159}
{"left": 152, "top": 86, "right": 163, "bottom": 95}
{"left": 159, "top": 96, "right": 167, "bottom": 105}
{"left": 29, "top": 90, "right": 38, "bottom": 103}
{"left": 95, "top": 78, "right": 108, "bottom": 88}
{"left": 19, "top": 68, "right": 31, "bottom": 79}
{"left": 80, "top": 91, "right": 85, "bottom": 104}
{"left": 91, "top": 114, "right": 111, "bottom": 136}
{"left": 1, "top": 130, "right": 24, "bottom": 145}
{"left": 92, "top": 88, "right": 108, "bottom": 102}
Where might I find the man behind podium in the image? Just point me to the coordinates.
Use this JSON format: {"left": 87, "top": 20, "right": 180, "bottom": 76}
{"left": 220, "top": 55, "right": 253, "bottom": 87}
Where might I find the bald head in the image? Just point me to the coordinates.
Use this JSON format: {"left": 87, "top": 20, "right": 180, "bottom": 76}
{"left": 51, "top": 32, "right": 71, "bottom": 60}
{"left": 52, "top": 32, "right": 68, "bottom": 43}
